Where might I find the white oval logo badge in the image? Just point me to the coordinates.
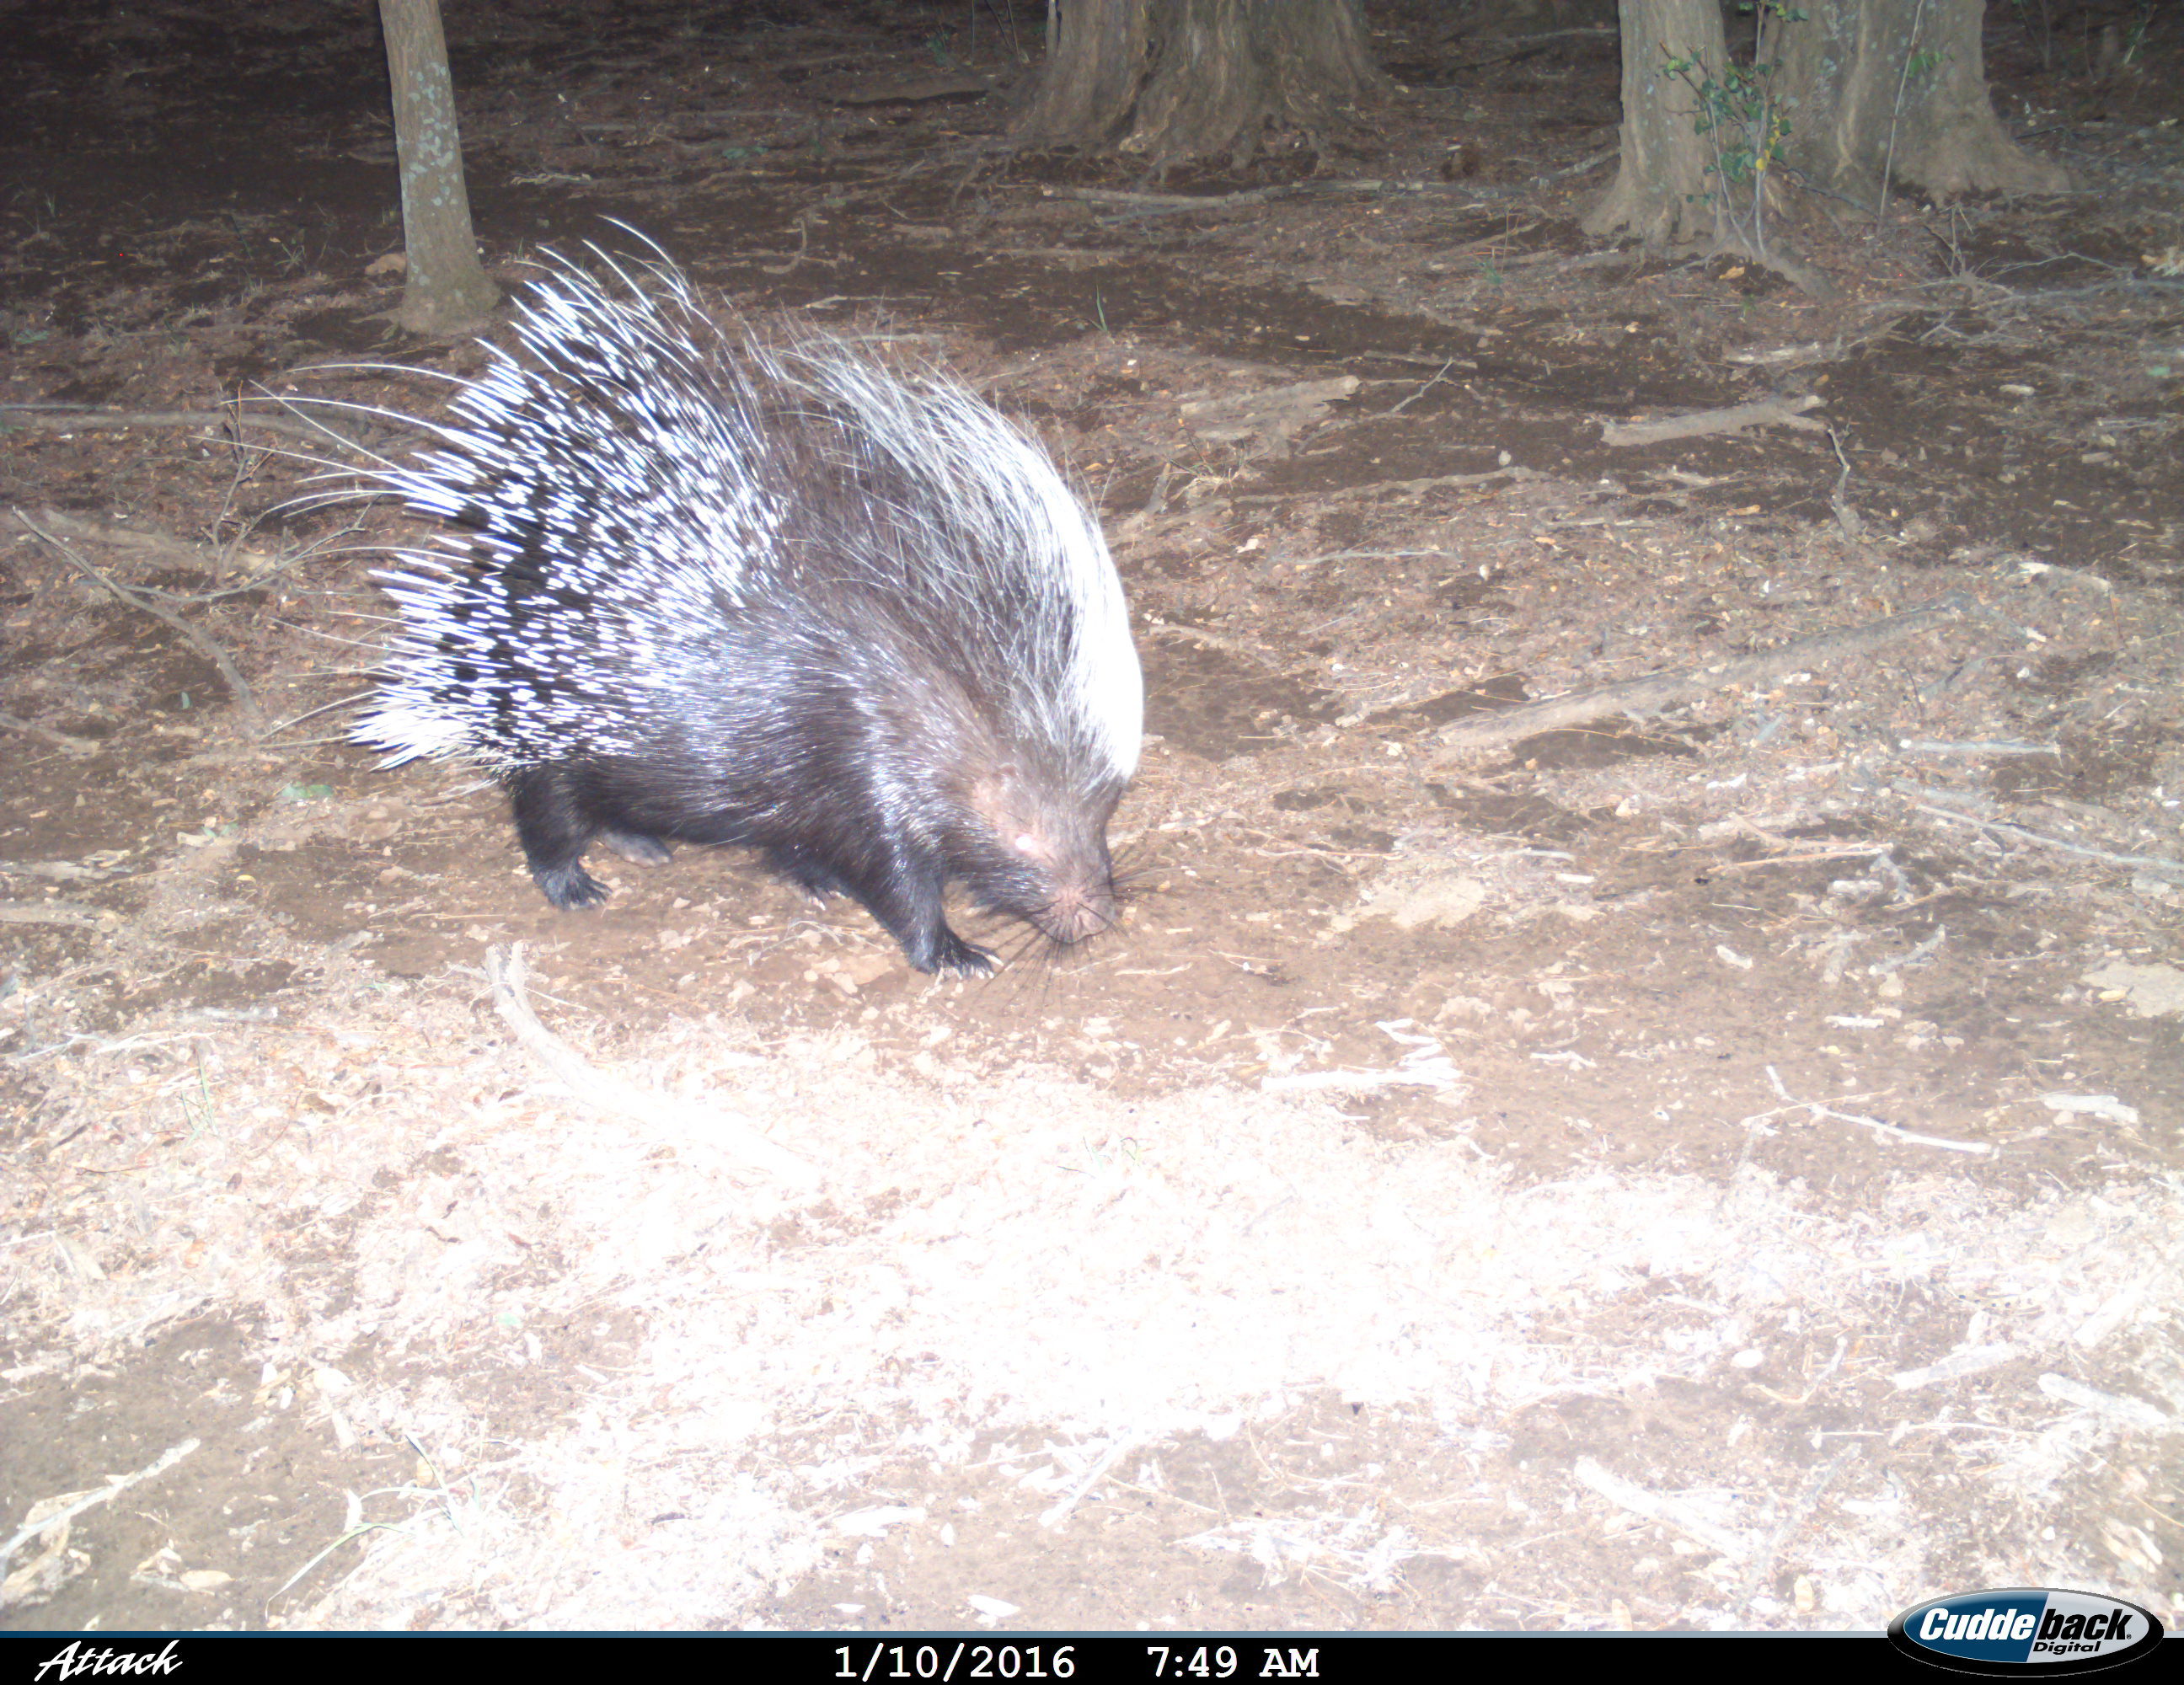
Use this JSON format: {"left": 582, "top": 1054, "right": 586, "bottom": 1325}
{"left": 1887, "top": 1587, "right": 2165, "bottom": 1675}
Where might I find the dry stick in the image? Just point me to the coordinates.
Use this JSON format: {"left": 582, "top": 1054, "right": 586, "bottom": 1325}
{"left": 1234, "top": 464, "right": 1540, "bottom": 508}
{"left": 0, "top": 901, "right": 108, "bottom": 926}
{"left": 0, "top": 402, "right": 335, "bottom": 447}
{"left": 0, "top": 709, "right": 100, "bottom": 757}
{"left": 484, "top": 944, "right": 823, "bottom": 1189}
{"left": 1574, "top": 1458, "right": 1751, "bottom": 1561}
{"left": 1060, "top": 174, "right": 1548, "bottom": 220}
{"left": 1826, "top": 426, "right": 1865, "bottom": 543}
{"left": 1432, "top": 594, "right": 1972, "bottom": 755}
{"left": 1877, "top": 0, "right": 1933, "bottom": 227}
{"left": 6, "top": 507, "right": 308, "bottom": 602}
{"left": 1910, "top": 802, "right": 2184, "bottom": 884}
{"left": 1807, "top": 1104, "right": 1992, "bottom": 1155}
{"left": 7, "top": 506, "right": 228, "bottom": 569}
{"left": 1439, "top": 220, "right": 1544, "bottom": 256}
{"left": 0, "top": 1438, "right": 201, "bottom": 1570}
{"left": 14, "top": 510, "right": 267, "bottom": 732}
{"left": 1037, "top": 1435, "right": 1140, "bottom": 1532}
{"left": 1599, "top": 393, "right": 1827, "bottom": 447}
{"left": 1145, "top": 622, "right": 1283, "bottom": 668}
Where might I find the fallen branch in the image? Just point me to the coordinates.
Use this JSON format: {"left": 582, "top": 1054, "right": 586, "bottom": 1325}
{"left": 1574, "top": 1458, "right": 1751, "bottom": 1561}
{"left": 1601, "top": 393, "right": 1826, "bottom": 447}
{"left": 0, "top": 710, "right": 100, "bottom": 757}
{"left": 1433, "top": 595, "right": 1971, "bottom": 754}
{"left": 1909, "top": 801, "right": 2184, "bottom": 884}
{"left": 9, "top": 506, "right": 329, "bottom": 603}
{"left": 485, "top": 944, "right": 822, "bottom": 1189}
{"left": 1439, "top": 219, "right": 1543, "bottom": 257}
{"left": 1806, "top": 1104, "right": 1993, "bottom": 1154}
{"left": 0, "top": 401, "right": 331, "bottom": 447}
{"left": 6, "top": 507, "right": 220, "bottom": 570}
{"left": 1145, "top": 623, "right": 1283, "bottom": 669}
{"left": 14, "top": 510, "right": 266, "bottom": 731}
{"left": 0, "top": 901, "right": 109, "bottom": 927}
{"left": 1038, "top": 1435, "right": 1139, "bottom": 1532}
{"left": 0, "top": 1438, "right": 200, "bottom": 1572}
{"left": 1179, "top": 377, "right": 1360, "bottom": 447}
{"left": 1236, "top": 464, "right": 1540, "bottom": 507}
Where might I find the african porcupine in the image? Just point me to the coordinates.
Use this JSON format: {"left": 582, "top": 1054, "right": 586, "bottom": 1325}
{"left": 346, "top": 243, "right": 1142, "bottom": 976}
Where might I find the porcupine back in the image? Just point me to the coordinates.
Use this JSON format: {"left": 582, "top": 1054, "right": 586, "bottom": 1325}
{"left": 351, "top": 249, "right": 1143, "bottom": 975}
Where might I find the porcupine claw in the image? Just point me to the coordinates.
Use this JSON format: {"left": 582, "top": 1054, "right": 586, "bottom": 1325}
{"left": 922, "top": 929, "right": 998, "bottom": 978}
{"left": 531, "top": 860, "right": 612, "bottom": 910}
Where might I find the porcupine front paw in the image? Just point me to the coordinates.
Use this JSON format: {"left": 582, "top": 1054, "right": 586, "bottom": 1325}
{"left": 918, "top": 927, "right": 998, "bottom": 977}
{"left": 532, "top": 861, "right": 613, "bottom": 909}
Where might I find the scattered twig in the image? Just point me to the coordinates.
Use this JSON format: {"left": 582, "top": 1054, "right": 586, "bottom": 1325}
{"left": 1898, "top": 739, "right": 2059, "bottom": 758}
{"left": 1574, "top": 1458, "right": 1750, "bottom": 1560}
{"left": 1058, "top": 184, "right": 1297, "bottom": 213}
{"left": 1601, "top": 393, "right": 1827, "bottom": 447}
{"left": 1866, "top": 927, "right": 1946, "bottom": 977}
{"left": 7, "top": 506, "right": 230, "bottom": 573}
{"left": 1741, "top": 1082, "right": 1989, "bottom": 1153}
{"left": 13, "top": 509, "right": 266, "bottom": 730}
{"left": 4, "top": 506, "right": 319, "bottom": 602}
{"left": 1038, "top": 1436, "right": 1139, "bottom": 1531}
{"left": 0, "top": 901, "right": 109, "bottom": 927}
{"left": 0, "top": 711, "right": 100, "bottom": 757}
{"left": 1144, "top": 623, "right": 1282, "bottom": 668}
{"left": 1810, "top": 1105, "right": 1991, "bottom": 1154}
{"left": 1438, "top": 220, "right": 1543, "bottom": 258}
{"left": 1387, "top": 360, "right": 1461, "bottom": 416}
{"left": 1892, "top": 1344, "right": 2016, "bottom": 1390}
{"left": 1877, "top": 0, "right": 1933, "bottom": 227}
{"left": 1235, "top": 464, "right": 1540, "bottom": 507}
{"left": 1696, "top": 843, "right": 1901, "bottom": 875}
{"left": 1434, "top": 595, "right": 1970, "bottom": 753}
{"left": 0, "top": 401, "right": 332, "bottom": 447}
{"left": 1059, "top": 174, "right": 1568, "bottom": 222}
{"left": 0, "top": 1438, "right": 201, "bottom": 1570}
{"left": 485, "top": 944, "right": 822, "bottom": 1188}
{"left": 1909, "top": 802, "right": 2184, "bottom": 884}
{"left": 1825, "top": 427, "right": 1863, "bottom": 542}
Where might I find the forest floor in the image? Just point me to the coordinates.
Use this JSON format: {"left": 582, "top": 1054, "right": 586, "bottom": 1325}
{"left": 2, "top": 0, "right": 2181, "bottom": 1637}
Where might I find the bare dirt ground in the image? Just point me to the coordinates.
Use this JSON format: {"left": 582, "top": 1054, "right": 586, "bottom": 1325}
{"left": 3, "top": 0, "right": 2181, "bottom": 1636}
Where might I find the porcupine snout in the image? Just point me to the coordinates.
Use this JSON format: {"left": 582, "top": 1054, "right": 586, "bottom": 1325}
{"left": 961, "top": 769, "right": 1126, "bottom": 953}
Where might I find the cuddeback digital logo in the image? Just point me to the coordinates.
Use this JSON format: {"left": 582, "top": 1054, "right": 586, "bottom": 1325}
{"left": 1887, "top": 1587, "right": 2165, "bottom": 1675}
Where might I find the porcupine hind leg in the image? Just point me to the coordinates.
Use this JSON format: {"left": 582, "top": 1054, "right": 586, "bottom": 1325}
{"left": 508, "top": 763, "right": 613, "bottom": 909}
{"left": 596, "top": 828, "right": 674, "bottom": 866}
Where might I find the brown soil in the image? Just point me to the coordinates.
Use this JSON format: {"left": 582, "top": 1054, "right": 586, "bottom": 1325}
{"left": 3, "top": 0, "right": 2181, "bottom": 1637}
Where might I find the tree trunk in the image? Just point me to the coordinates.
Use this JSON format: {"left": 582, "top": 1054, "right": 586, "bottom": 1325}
{"left": 1013, "top": 0, "right": 1389, "bottom": 167}
{"left": 1774, "top": 0, "right": 2068, "bottom": 204}
{"left": 1581, "top": 0, "right": 1726, "bottom": 249}
{"left": 379, "top": 0, "right": 500, "bottom": 334}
